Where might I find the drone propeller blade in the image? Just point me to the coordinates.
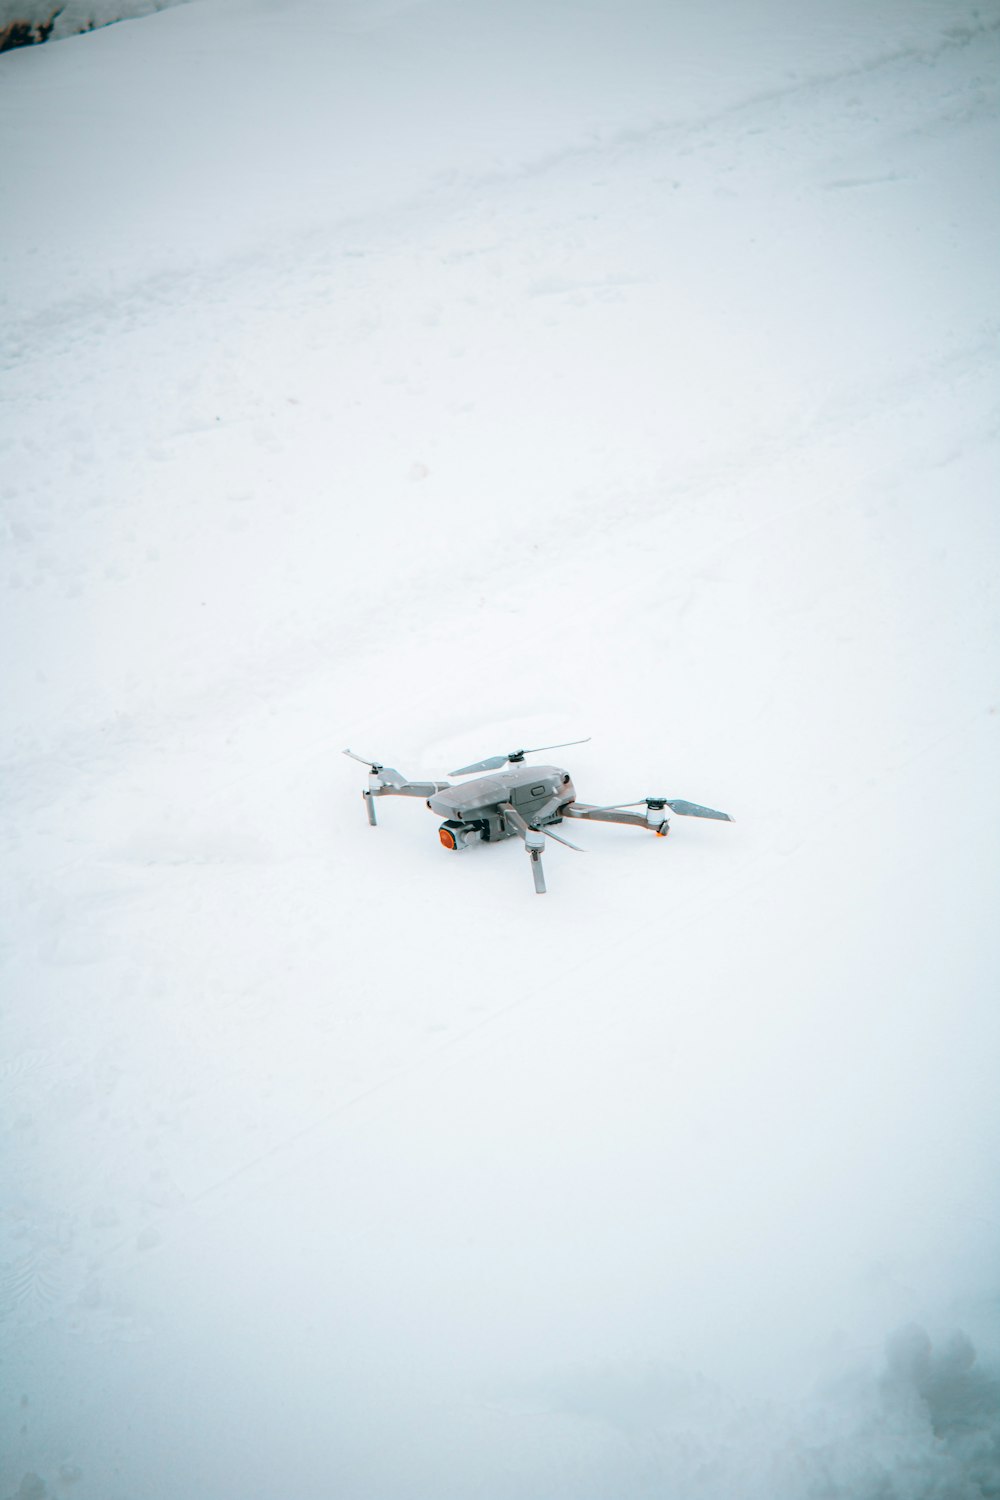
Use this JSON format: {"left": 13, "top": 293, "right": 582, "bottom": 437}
{"left": 541, "top": 826, "right": 586, "bottom": 852}
{"left": 449, "top": 753, "right": 509, "bottom": 776}
{"left": 450, "top": 736, "right": 590, "bottom": 776}
{"left": 377, "top": 768, "right": 409, "bottom": 789}
{"left": 521, "top": 737, "right": 591, "bottom": 757}
{"left": 582, "top": 796, "right": 732, "bottom": 821}
{"left": 343, "top": 750, "right": 409, "bottom": 788}
{"left": 343, "top": 748, "right": 382, "bottom": 770}
{"left": 666, "top": 799, "right": 734, "bottom": 821}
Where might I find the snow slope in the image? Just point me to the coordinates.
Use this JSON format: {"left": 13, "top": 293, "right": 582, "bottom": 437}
{"left": 2, "top": 2, "right": 1000, "bottom": 1496}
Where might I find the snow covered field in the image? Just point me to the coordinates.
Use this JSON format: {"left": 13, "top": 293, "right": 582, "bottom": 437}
{"left": 2, "top": 1, "right": 999, "bottom": 1495}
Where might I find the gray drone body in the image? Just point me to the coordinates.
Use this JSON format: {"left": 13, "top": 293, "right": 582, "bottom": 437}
{"left": 344, "top": 740, "right": 732, "bottom": 894}
{"left": 428, "top": 763, "right": 575, "bottom": 842}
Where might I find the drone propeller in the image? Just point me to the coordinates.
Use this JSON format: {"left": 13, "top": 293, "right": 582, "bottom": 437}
{"left": 343, "top": 748, "right": 385, "bottom": 771}
{"left": 664, "top": 799, "right": 734, "bottom": 821}
{"left": 342, "top": 749, "right": 407, "bottom": 789}
{"left": 589, "top": 796, "right": 733, "bottom": 821}
{"left": 450, "top": 737, "right": 590, "bottom": 776}
{"left": 540, "top": 825, "right": 586, "bottom": 852}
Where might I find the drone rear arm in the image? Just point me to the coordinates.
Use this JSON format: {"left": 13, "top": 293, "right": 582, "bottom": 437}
{"left": 375, "top": 780, "right": 448, "bottom": 799}
{"left": 563, "top": 803, "right": 655, "bottom": 831}
{"left": 363, "top": 774, "right": 450, "bottom": 825}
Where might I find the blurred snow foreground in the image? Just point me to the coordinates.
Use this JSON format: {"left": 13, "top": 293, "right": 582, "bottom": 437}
{"left": 2, "top": 0, "right": 1000, "bottom": 1496}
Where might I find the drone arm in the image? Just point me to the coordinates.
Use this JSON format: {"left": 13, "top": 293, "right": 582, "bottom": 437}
{"left": 499, "top": 802, "right": 547, "bottom": 894}
{"left": 499, "top": 802, "right": 545, "bottom": 847}
{"left": 359, "top": 772, "right": 451, "bottom": 826}
{"left": 377, "top": 780, "right": 451, "bottom": 799}
{"left": 562, "top": 803, "right": 653, "bottom": 830}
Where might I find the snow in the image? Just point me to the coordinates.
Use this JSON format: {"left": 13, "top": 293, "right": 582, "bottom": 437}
{"left": 2, "top": 1, "right": 1000, "bottom": 1495}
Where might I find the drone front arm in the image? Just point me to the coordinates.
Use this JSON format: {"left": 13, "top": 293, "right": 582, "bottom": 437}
{"left": 530, "top": 791, "right": 574, "bottom": 826}
{"left": 499, "top": 802, "right": 547, "bottom": 894}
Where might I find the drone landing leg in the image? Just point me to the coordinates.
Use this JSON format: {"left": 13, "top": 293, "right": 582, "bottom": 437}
{"left": 530, "top": 848, "right": 546, "bottom": 895}
{"left": 500, "top": 801, "right": 548, "bottom": 895}
{"left": 364, "top": 790, "right": 378, "bottom": 826}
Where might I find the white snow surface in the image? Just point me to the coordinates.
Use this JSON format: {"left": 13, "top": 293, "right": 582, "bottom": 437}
{"left": 2, "top": 1, "right": 1000, "bottom": 1495}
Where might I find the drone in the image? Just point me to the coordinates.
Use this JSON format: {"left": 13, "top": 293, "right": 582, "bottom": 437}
{"left": 343, "top": 739, "right": 733, "bottom": 894}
